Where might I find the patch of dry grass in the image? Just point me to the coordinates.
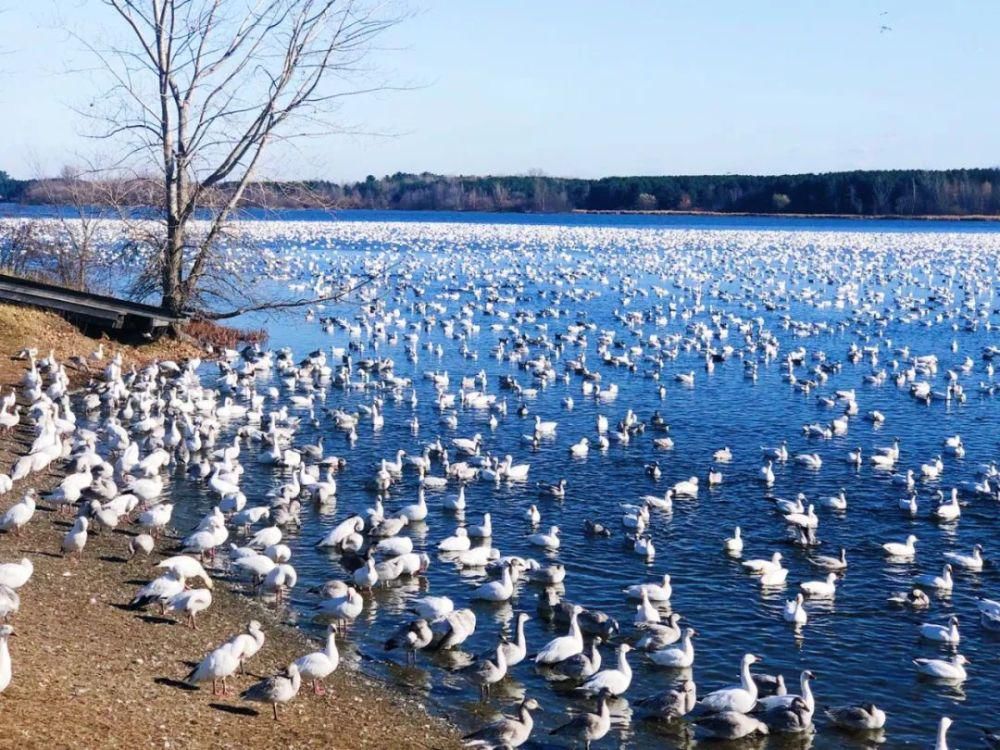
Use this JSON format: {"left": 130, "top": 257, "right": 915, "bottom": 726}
{"left": 0, "top": 303, "right": 204, "bottom": 389}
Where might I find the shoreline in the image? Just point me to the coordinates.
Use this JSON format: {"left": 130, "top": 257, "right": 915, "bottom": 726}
{"left": 0, "top": 311, "right": 462, "bottom": 749}
{"left": 5, "top": 202, "right": 1000, "bottom": 223}
{"left": 571, "top": 208, "right": 1000, "bottom": 222}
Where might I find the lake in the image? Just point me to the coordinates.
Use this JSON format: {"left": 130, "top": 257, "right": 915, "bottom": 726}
{"left": 15, "top": 207, "right": 1000, "bottom": 748}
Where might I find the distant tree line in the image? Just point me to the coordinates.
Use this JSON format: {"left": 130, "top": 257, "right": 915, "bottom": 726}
{"left": 5, "top": 167, "right": 1000, "bottom": 216}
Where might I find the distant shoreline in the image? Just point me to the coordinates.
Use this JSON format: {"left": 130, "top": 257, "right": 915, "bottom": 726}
{"left": 4, "top": 202, "right": 1000, "bottom": 223}
{"left": 573, "top": 208, "right": 1000, "bottom": 222}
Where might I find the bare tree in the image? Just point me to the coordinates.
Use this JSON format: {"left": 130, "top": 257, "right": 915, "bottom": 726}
{"left": 83, "top": 0, "right": 401, "bottom": 322}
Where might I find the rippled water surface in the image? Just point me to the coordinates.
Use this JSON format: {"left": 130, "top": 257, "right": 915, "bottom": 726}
{"left": 106, "top": 213, "right": 1000, "bottom": 749}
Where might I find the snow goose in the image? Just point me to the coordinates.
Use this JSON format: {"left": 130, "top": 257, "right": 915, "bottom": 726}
{"left": 824, "top": 703, "right": 887, "bottom": 731}
{"left": 724, "top": 527, "right": 744, "bottom": 554}
{"left": 577, "top": 643, "right": 632, "bottom": 696}
{"left": 550, "top": 688, "right": 612, "bottom": 749}
{"left": 227, "top": 620, "right": 266, "bottom": 673}
{"left": 783, "top": 593, "right": 808, "bottom": 626}
{"left": 293, "top": 624, "right": 339, "bottom": 694}
{"left": 185, "top": 641, "right": 241, "bottom": 695}
{"left": 920, "top": 615, "right": 960, "bottom": 645}
{"left": 650, "top": 627, "right": 696, "bottom": 668}
{"left": 158, "top": 556, "right": 214, "bottom": 589}
{"left": 800, "top": 573, "right": 837, "bottom": 599}
{"left": 672, "top": 476, "right": 699, "bottom": 497}
{"left": 757, "top": 670, "right": 815, "bottom": 713}
{"left": 694, "top": 711, "right": 769, "bottom": 739}
{"left": 694, "top": 653, "right": 761, "bottom": 714}
{"left": 943, "top": 543, "right": 983, "bottom": 571}
{"left": 0, "top": 624, "right": 13, "bottom": 694}
{"left": 634, "top": 589, "right": 660, "bottom": 626}
{"left": 915, "top": 564, "right": 954, "bottom": 592}
{"left": 762, "top": 695, "right": 813, "bottom": 734}
{"left": 61, "top": 517, "right": 89, "bottom": 558}
{"left": 636, "top": 613, "right": 682, "bottom": 651}
{"left": 0, "top": 585, "right": 20, "bottom": 622}
{"left": 810, "top": 547, "right": 847, "bottom": 571}
{"left": 536, "top": 605, "right": 584, "bottom": 664}
{"left": 934, "top": 490, "right": 961, "bottom": 522}
{"left": 472, "top": 562, "right": 516, "bottom": 602}
{"left": 883, "top": 534, "right": 918, "bottom": 559}
{"left": 0, "top": 491, "right": 36, "bottom": 535}
{"left": 438, "top": 527, "right": 471, "bottom": 552}
{"left": 500, "top": 612, "right": 531, "bottom": 667}
{"left": 161, "top": 588, "right": 213, "bottom": 628}
{"left": 315, "top": 587, "right": 364, "bottom": 628}
{"left": 821, "top": 488, "right": 848, "bottom": 510}
{"left": 914, "top": 654, "right": 968, "bottom": 682}
{"left": 470, "top": 643, "right": 507, "bottom": 699}
{"left": 240, "top": 663, "right": 302, "bottom": 720}
{"left": 462, "top": 697, "right": 540, "bottom": 749}
{"left": 468, "top": 513, "right": 492, "bottom": 538}
{"left": 129, "top": 570, "right": 185, "bottom": 611}
{"left": 935, "top": 717, "right": 953, "bottom": 750}
{"left": 624, "top": 573, "right": 672, "bottom": 602}
{"left": 742, "top": 552, "right": 782, "bottom": 575}
{"left": 633, "top": 677, "right": 697, "bottom": 722}
{"left": 527, "top": 525, "right": 560, "bottom": 550}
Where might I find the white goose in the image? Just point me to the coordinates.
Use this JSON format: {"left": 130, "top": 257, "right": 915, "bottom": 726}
{"left": 650, "top": 627, "right": 696, "bottom": 668}
{"left": 696, "top": 653, "right": 761, "bottom": 714}
{"left": 578, "top": 643, "right": 632, "bottom": 696}
{"left": 536, "top": 605, "right": 584, "bottom": 664}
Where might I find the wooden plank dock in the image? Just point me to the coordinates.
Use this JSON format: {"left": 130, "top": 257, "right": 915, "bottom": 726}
{"left": 0, "top": 273, "right": 186, "bottom": 336}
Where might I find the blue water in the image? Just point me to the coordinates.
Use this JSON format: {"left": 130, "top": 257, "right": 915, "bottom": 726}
{"left": 25, "top": 208, "right": 1000, "bottom": 748}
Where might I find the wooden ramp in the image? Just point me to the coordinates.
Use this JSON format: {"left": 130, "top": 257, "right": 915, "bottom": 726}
{"left": 0, "top": 274, "right": 185, "bottom": 336}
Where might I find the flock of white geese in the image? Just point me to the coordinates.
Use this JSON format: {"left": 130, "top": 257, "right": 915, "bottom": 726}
{"left": 0, "top": 219, "right": 1000, "bottom": 748}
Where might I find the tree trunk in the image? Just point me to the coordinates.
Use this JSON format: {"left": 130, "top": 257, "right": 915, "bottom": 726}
{"left": 162, "top": 214, "right": 185, "bottom": 318}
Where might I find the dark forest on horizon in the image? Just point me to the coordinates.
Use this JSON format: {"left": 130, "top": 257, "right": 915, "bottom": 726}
{"left": 3, "top": 167, "right": 1000, "bottom": 217}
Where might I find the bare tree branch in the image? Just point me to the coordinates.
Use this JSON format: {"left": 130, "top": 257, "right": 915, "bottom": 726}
{"left": 75, "top": 0, "right": 404, "bottom": 324}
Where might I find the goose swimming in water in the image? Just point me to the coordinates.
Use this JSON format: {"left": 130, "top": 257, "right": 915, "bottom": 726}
{"left": 723, "top": 526, "right": 743, "bottom": 554}
{"left": 915, "top": 563, "right": 954, "bottom": 592}
{"left": 825, "top": 702, "right": 887, "bottom": 731}
{"left": 783, "top": 593, "right": 808, "bottom": 626}
{"left": 914, "top": 654, "right": 968, "bottom": 682}
{"left": 943, "top": 543, "right": 984, "bottom": 571}
{"left": 883, "top": 534, "right": 918, "bottom": 558}
{"left": 920, "top": 615, "right": 960, "bottom": 645}
{"left": 650, "top": 627, "right": 696, "bottom": 668}
{"left": 577, "top": 643, "right": 632, "bottom": 696}
{"left": 694, "top": 653, "right": 761, "bottom": 715}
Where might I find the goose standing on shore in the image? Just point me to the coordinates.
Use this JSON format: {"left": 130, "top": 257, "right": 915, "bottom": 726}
{"left": 241, "top": 663, "right": 302, "bottom": 720}
{"left": 293, "top": 624, "right": 339, "bottom": 694}
{"left": 0, "top": 624, "right": 14, "bottom": 694}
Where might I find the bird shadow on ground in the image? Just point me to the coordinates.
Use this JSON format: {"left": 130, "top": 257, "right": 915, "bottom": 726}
{"left": 109, "top": 603, "right": 137, "bottom": 612}
{"left": 21, "top": 549, "right": 61, "bottom": 559}
{"left": 137, "top": 614, "right": 176, "bottom": 626}
{"left": 154, "top": 677, "right": 199, "bottom": 692}
{"left": 99, "top": 555, "right": 129, "bottom": 563}
{"left": 209, "top": 703, "right": 257, "bottom": 717}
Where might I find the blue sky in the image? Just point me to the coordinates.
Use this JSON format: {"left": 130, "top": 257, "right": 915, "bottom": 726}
{"left": 0, "top": 0, "right": 997, "bottom": 180}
